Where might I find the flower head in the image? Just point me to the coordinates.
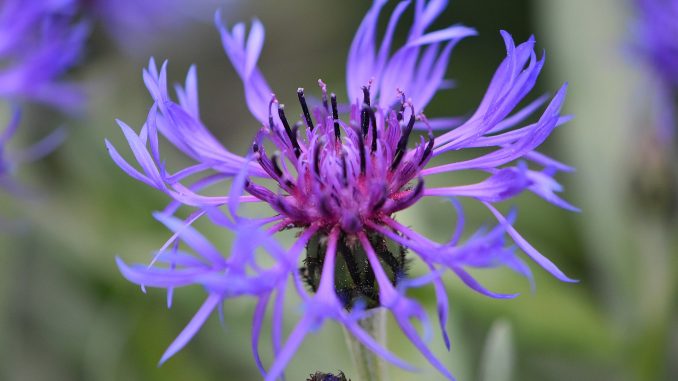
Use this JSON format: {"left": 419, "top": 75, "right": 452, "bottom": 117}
{"left": 109, "top": 1, "right": 576, "bottom": 380}
{"left": 0, "top": 0, "right": 86, "bottom": 111}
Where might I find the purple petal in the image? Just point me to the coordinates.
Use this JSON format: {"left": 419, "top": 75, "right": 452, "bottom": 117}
{"left": 245, "top": 19, "right": 265, "bottom": 78}
{"left": 105, "top": 139, "right": 157, "bottom": 188}
{"left": 342, "top": 318, "right": 417, "bottom": 371}
{"left": 264, "top": 317, "right": 311, "bottom": 381}
{"left": 159, "top": 293, "right": 220, "bottom": 365}
{"left": 153, "top": 212, "right": 227, "bottom": 267}
{"left": 483, "top": 202, "right": 578, "bottom": 283}
{"left": 251, "top": 294, "right": 270, "bottom": 376}
{"left": 452, "top": 267, "right": 519, "bottom": 299}
{"left": 407, "top": 25, "right": 476, "bottom": 46}
{"left": 392, "top": 307, "right": 455, "bottom": 380}
{"left": 424, "top": 167, "right": 530, "bottom": 202}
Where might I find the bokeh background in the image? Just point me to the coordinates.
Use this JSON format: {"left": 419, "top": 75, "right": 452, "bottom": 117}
{"left": 1, "top": 0, "right": 676, "bottom": 380}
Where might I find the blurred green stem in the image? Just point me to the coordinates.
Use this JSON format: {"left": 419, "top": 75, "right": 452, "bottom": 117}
{"left": 343, "top": 308, "right": 387, "bottom": 381}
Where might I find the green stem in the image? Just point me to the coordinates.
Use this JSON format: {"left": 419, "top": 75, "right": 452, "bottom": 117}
{"left": 343, "top": 308, "right": 388, "bottom": 381}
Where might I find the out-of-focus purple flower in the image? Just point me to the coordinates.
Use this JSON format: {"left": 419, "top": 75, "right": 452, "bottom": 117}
{"left": 0, "top": 0, "right": 87, "bottom": 111}
{"left": 109, "top": 1, "right": 576, "bottom": 379}
{"left": 632, "top": 0, "right": 678, "bottom": 140}
{"left": 80, "top": 0, "right": 217, "bottom": 52}
{"left": 0, "top": 0, "right": 80, "bottom": 201}
{"left": 634, "top": 0, "right": 678, "bottom": 86}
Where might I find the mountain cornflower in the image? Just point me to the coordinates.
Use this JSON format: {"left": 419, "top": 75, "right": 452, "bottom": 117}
{"left": 109, "top": 1, "right": 576, "bottom": 380}
{"left": 0, "top": 0, "right": 87, "bottom": 111}
{"left": 632, "top": 0, "right": 678, "bottom": 140}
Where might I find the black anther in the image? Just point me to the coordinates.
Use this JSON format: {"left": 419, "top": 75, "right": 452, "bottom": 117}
{"left": 340, "top": 151, "right": 348, "bottom": 186}
{"left": 297, "top": 88, "right": 314, "bottom": 131}
{"left": 278, "top": 104, "right": 301, "bottom": 157}
{"left": 391, "top": 108, "right": 416, "bottom": 170}
{"left": 362, "top": 86, "right": 371, "bottom": 107}
{"left": 396, "top": 93, "right": 406, "bottom": 122}
{"left": 419, "top": 131, "right": 435, "bottom": 165}
{"left": 369, "top": 108, "right": 378, "bottom": 153}
{"left": 330, "top": 93, "right": 340, "bottom": 140}
{"left": 313, "top": 141, "right": 322, "bottom": 176}
{"left": 271, "top": 153, "right": 284, "bottom": 177}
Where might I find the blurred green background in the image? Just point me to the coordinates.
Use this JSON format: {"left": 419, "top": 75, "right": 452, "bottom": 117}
{"left": 0, "top": 1, "right": 676, "bottom": 380}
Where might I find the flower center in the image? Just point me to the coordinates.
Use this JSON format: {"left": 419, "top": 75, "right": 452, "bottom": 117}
{"left": 247, "top": 83, "right": 433, "bottom": 233}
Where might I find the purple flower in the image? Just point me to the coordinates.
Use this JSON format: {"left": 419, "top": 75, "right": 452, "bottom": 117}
{"left": 632, "top": 0, "right": 678, "bottom": 139}
{"left": 109, "top": 1, "right": 576, "bottom": 380}
{"left": 634, "top": 0, "right": 678, "bottom": 86}
{"left": 0, "top": 0, "right": 87, "bottom": 111}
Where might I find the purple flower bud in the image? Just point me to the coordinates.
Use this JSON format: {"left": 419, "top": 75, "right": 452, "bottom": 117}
{"left": 307, "top": 371, "right": 350, "bottom": 381}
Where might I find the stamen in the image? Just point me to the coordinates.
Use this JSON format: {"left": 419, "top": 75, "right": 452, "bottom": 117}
{"left": 358, "top": 135, "right": 366, "bottom": 175}
{"left": 340, "top": 150, "right": 348, "bottom": 187}
{"left": 318, "top": 79, "right": 329, "bottom": 112}
{"left": 268, "top": 95, "right": 277, "bottom": 130}
{"left": 297, "top": 88, "right": 314, "bottom": 131}
{"left": 330, "top": 93, "right": 340, "bottom": 140}
{"left": 391, "top": 150, "right": 405, "bottom": 171}
{"left": 273, "top": 196, "right": 295, "bottom": 218}
{"left": 360, "top": 86, "right": 371, "bottom": 136}
{"left": 356, "top": 124, "right": 366, "bottom": 175}
{"left": 362, "top": 86, "right": 371, "bottom": 107}
{"left": 391, "top": 105, "right": 416, "bottom": 170}
{"left": 313, "top": 141, "right": 322, "bottom": 176}
{"left": 330, "top": 194, "right": 342, "bottom": 209}
{"left": 403, "top": 105, "right": 416, "bottom": 138}
{"left": 271, "top": 153, "right": 284, "bottom": 177}
{"left": 361, "top": 106, "right": 369, "bottom": 136}
{"left": 372, "top": 196, "right": 387, "bottom": 212}
{"left": 278, "top": 104, "right": 301, "bottom": 157}
{"left": 284, "top": 178, "right": 295, "bottom": 189}
{"left": 253, "top": 144, "right": 283, "bottom": 181}
{"left": 419, "top": 130, "right": 435, "bottom": 166}
{"left": 369, "top": 108, "right": 378, "bottom": 153}
{"left": 361, "top": 105, "right": 378, "bottom": 152}
{"left": 396, "top": 89, "right": 406, "bottom": 122}
{"left": 291, "top": 123, "right": 301, "bottom": 152}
